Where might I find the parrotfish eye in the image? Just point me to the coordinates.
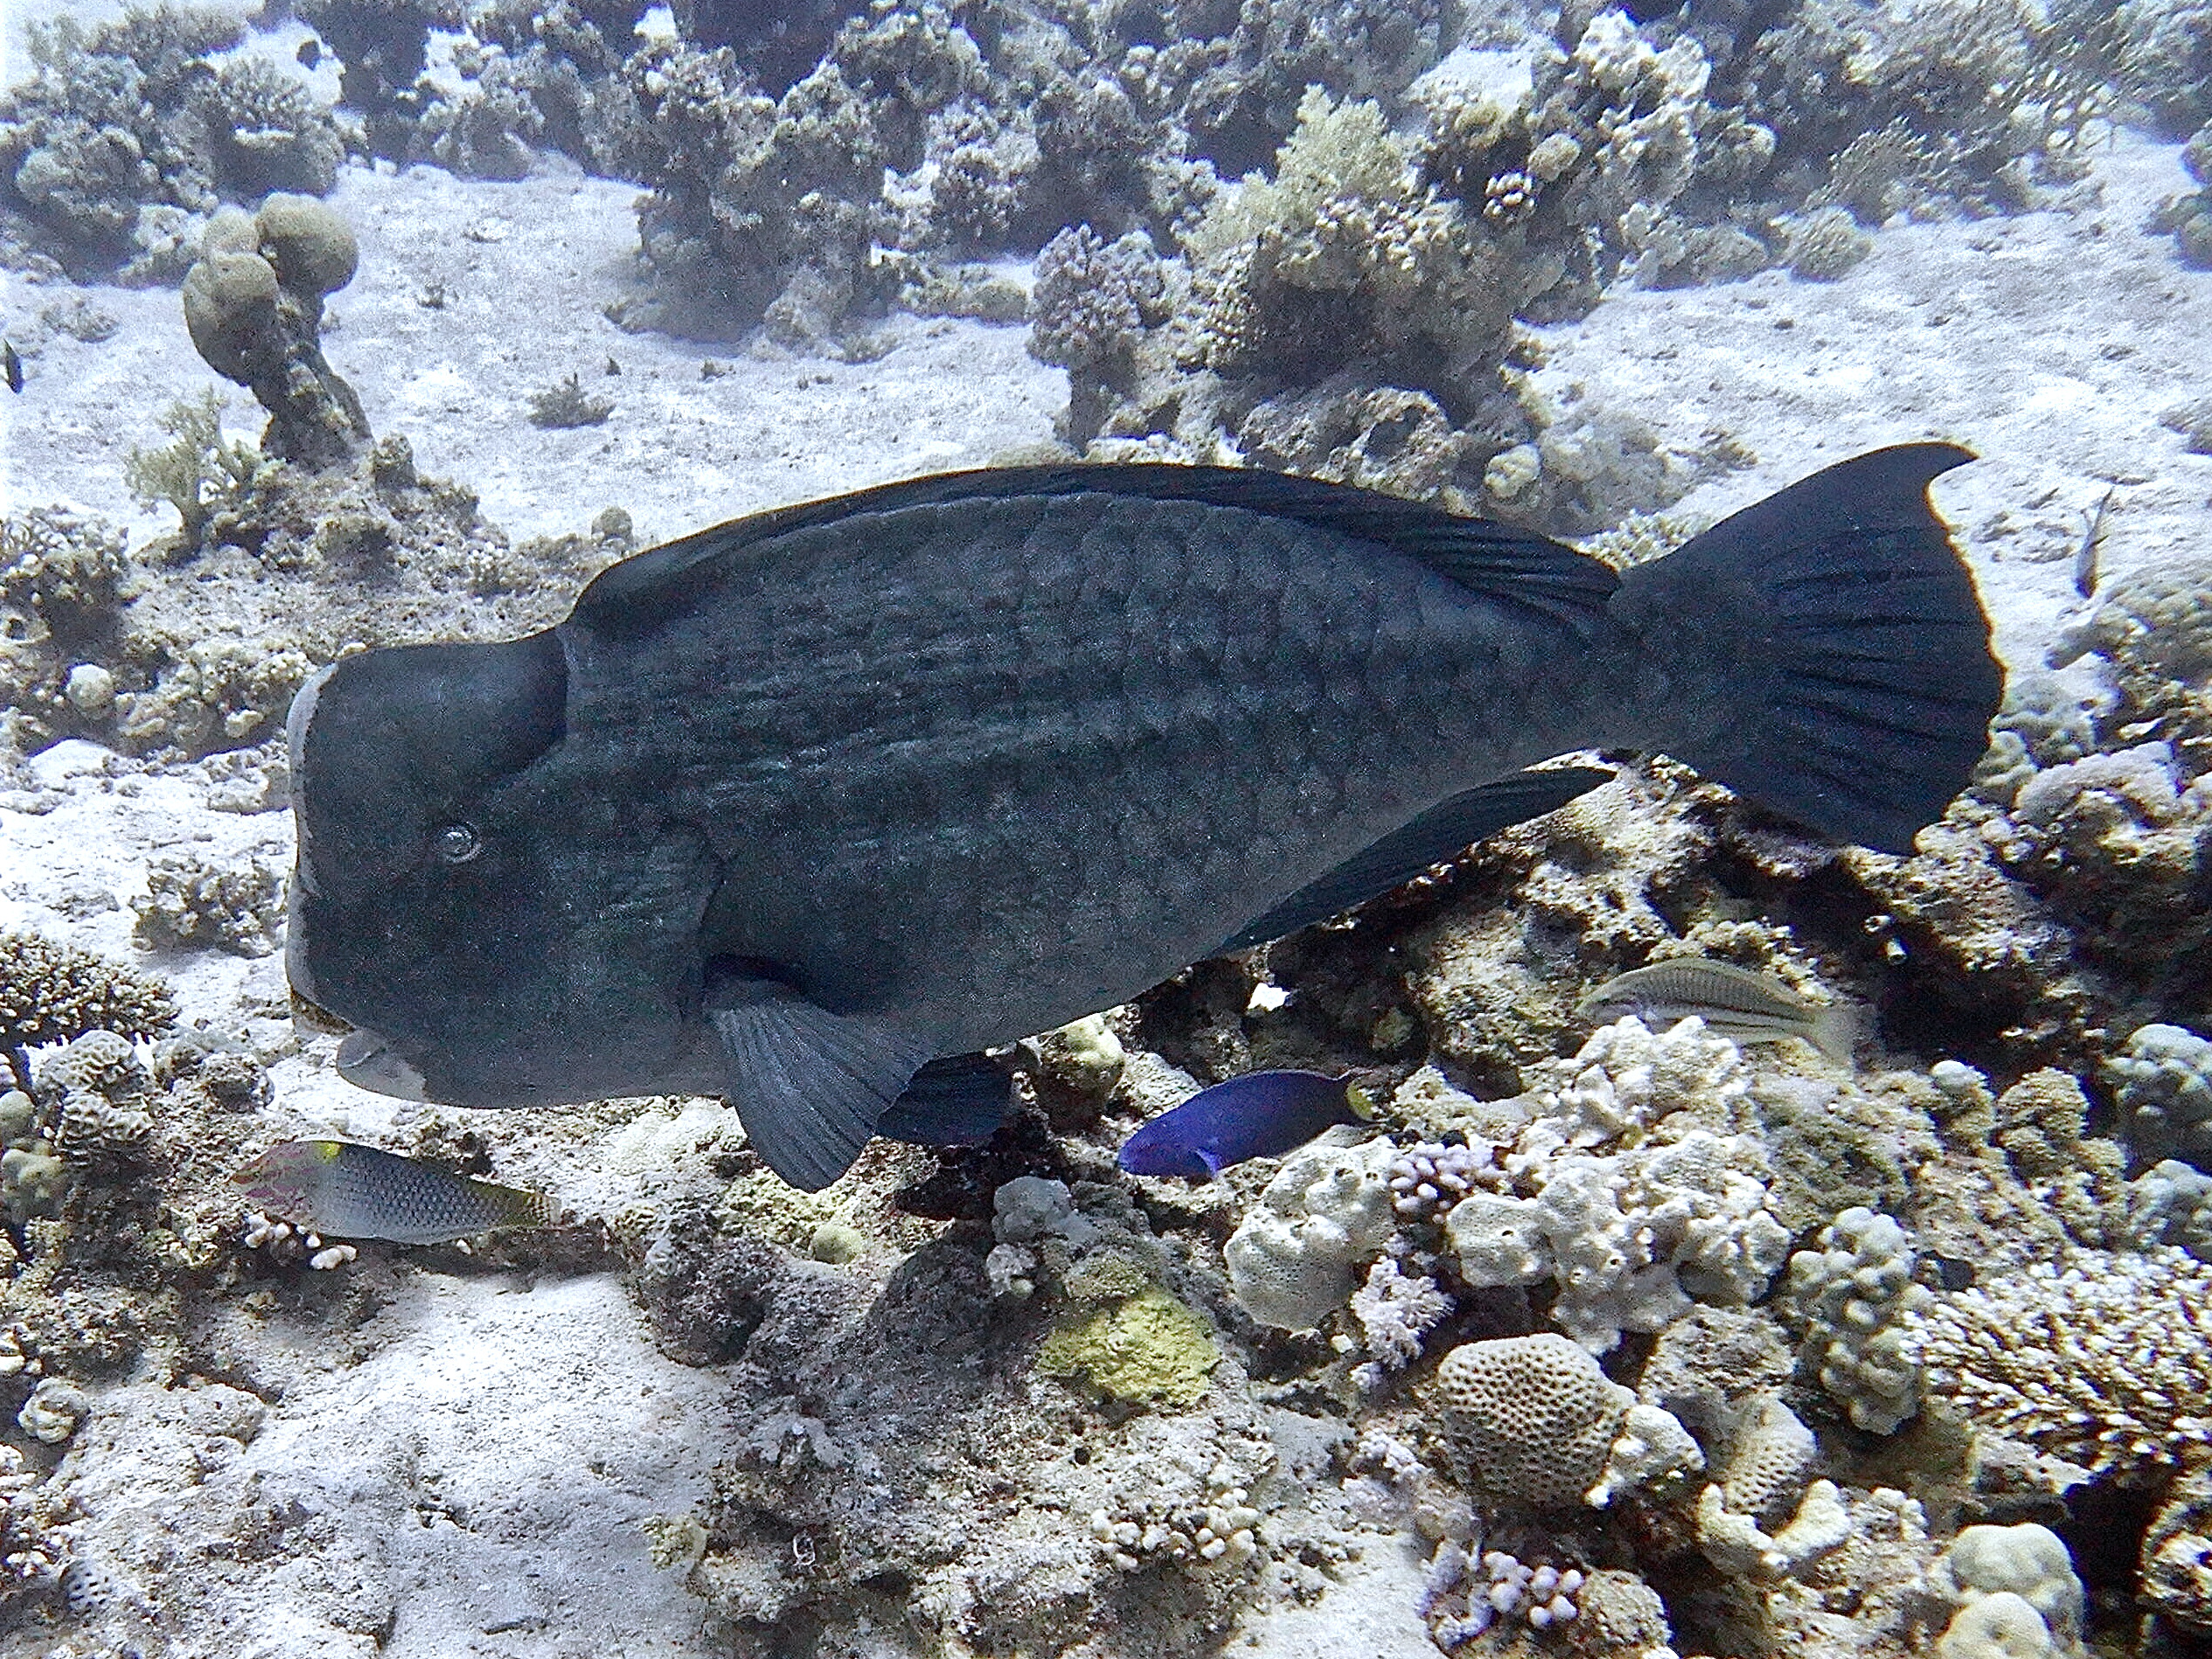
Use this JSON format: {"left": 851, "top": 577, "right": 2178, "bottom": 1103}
{"left": 431, "top": 822, "right": 482, "bottom": 864}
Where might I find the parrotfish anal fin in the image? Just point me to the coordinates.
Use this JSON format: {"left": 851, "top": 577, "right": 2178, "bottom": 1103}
{"left": 1213, "top": 767, "right": 1614, "bottom": 954}
{"left": 876, "top": 1052, "right": 1015, "bottom": 1147}
{"left": 706, "top": 977, "right": 936, "bottom": 1191}
{"left": 576, "top": 466, "right": 1617, "bottom": 640}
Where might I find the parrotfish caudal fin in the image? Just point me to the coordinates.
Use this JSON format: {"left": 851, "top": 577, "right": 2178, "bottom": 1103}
{"left": 1610, "top": 444, "right": 2001, "bottom": 855}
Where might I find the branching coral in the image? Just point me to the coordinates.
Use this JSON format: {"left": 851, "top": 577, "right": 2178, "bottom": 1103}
{"left": 191, "top": 55, "right": 343, "bottom": 199}
{"left": 1913, "top": 1247, "right": 2212, "bottom": 1480}
{"left": 1411, "top": 1021, "right": 1792, "bottom": 1354}
{"left": 417, "top": 52, "right": 546, "bottom": 180}
{"left": 1186, "top": 87, "right": 1516, "bottom": 402}
{"left": 122, "top": 390, "right": 261, "bottom": 545}
{"left": 0, "top": 934, "right": 174, "bottom": 1086}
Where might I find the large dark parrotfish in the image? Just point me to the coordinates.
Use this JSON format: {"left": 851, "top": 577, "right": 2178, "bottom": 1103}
{"left": 286, "top": 448, "right": 2000, "bottom": 1189}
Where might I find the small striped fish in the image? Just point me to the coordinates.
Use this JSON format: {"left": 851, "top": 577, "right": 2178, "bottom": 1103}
{"left": 232, "top": 1140, "right": 555, "bottom": 1245}
{"left": 1577, "top": 958, "right": 1856, "bottom": 1064}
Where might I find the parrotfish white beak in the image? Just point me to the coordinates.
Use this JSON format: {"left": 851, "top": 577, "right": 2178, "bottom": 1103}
{"left": 335, "top": 1029, "right": 427, "bottom": 1101}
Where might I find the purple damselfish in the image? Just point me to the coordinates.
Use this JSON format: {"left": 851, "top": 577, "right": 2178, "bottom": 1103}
{"left": 1117, "top": 1070, "right": 1365, "bottom": 1179}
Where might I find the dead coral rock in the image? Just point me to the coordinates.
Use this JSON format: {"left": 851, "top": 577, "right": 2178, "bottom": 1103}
{"left": 1403, "top": 766, "right": 1719, "bottom": 1093}
{"left": 1991, "top": 1069, "right": 2127, "bottom": 1246}
{"left": 1237, "top": 381, "right": 1479, "bottom": 505}
{"left": 132, "top": 850, "right": 288, "bottom": 958}
{"left": 1839, "top": 823, "right": 2096, "bottom": 1072}
{"left": 1636, "top": 1305, "right": 1795, "bottom": 1459}
{"left": 0, "top": 508, "right": 132, "bottom": 648}
{"left": 2144, "top": 1465, "right": 2212, "bottom": 1635}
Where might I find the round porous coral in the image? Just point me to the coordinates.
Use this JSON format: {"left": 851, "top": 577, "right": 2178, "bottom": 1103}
{"left": 1433, "top": 1333, "right": 1631, "bottom": 1509}
{"left": 1934, "top": 1593, "right": 2057, "bottom": 1659}
{"left": 254, "top": 191, "right": 359, "bottom": 298}
{"left": 182, "top": 247, "right": 282, "bottom": 382}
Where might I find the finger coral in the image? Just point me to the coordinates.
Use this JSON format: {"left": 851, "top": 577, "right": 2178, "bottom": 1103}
{"left": 1778, "top": 1206, "right": 1930, "bottom": 1434}
{"left": 2108, "top": 1022, "right": 2212, "bottom": 1171}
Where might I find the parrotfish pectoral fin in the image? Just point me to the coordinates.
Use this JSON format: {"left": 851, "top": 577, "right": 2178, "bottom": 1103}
{"left": 1613, "top": 443, "right": 2000, "bottom": 856}
{"left": 877, "top": 1052, "right": 1016, "bottom": 1146}
{"left": 1213, "top": 767, "right": 1614, "bottom": 954}
{"left": 706, "top": 975, "right": 936, "bottom": 1191}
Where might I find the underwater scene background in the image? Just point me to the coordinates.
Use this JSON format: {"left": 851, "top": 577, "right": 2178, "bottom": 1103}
{"left": 2, "top": 0, "right": 2212, "bottom": 1655}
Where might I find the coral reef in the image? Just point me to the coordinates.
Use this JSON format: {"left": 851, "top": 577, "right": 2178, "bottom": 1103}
{"left": 0, "top": 508, "right": 131, "bottom": 652}
{"left": 182, "top": 195, "right": 369, "bottom": 469}
{"left": 1406, "top": 1021, "right": 1792, "bottom": 1354}
{"left": 2160, "top": 121, "right": 2212, "bottom": 267}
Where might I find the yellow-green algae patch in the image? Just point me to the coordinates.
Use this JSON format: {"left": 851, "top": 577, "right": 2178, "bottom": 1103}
{"left": 1037, "top": 1285, "right": 1221, "bottom": 1406}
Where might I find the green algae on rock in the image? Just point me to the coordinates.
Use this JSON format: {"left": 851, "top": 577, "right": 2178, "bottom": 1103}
{"left": 1037, "top": 1284, "right": 1221, "bottom": 1407}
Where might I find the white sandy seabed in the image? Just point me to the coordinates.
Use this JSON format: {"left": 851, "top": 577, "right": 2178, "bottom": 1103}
{"left": 0, "top": 81, "right": 2209, "bottom": 1659}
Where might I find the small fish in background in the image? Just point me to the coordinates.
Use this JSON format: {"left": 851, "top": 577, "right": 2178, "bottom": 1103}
{"left": 232, "top": 1140, "right": 556, "bottom": 1246}
{"left": 2075, "top": 486, "right": 2114, "bottom": 600}
{"left": 3, "top": 342, "right": 22, "bottom": 395}
{"left": 1117, "top": 1070, "right": 1373, "bottom": 1180}
{"left": 1577, "top": 957, "right": 1857, "bottom": 1064}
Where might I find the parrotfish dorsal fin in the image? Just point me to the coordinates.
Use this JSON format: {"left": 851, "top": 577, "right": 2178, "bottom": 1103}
{"left": 1213, "top": 767, "right": 1613, "bottom": 954}
{"left": 574, "top": 466, "right": 1618, "bottom": 640}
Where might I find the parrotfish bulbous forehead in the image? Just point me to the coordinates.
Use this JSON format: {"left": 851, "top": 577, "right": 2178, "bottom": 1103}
{"left": 284, "top": 631, "right": 666, "bottom": 1107}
